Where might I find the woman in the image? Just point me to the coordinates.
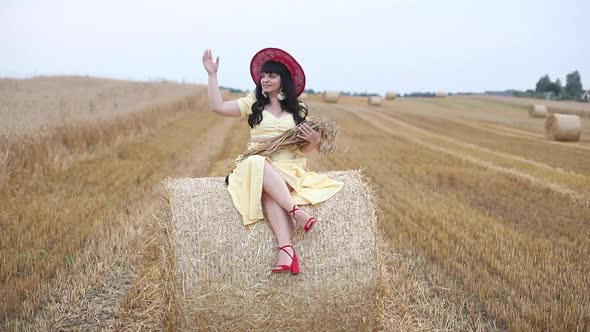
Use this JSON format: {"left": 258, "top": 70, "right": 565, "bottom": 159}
{"left": 202, "top": 47, "right": 343, "bottom": 275}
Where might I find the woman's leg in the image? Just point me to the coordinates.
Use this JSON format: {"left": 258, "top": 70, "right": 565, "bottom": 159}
{"left": 262, "top": 160, "right": 313, "bottom": 228}
{"left": 261, "top": 192, "right": 294, "bottom": 266}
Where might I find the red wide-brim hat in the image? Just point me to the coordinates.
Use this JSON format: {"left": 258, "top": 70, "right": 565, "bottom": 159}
{"left": 250, "top": 47, "right": 306, "bottom": 97}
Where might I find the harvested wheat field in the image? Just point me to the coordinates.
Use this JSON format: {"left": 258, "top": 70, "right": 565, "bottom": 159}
{"left": 0, "top": 76, "right": 198, "bottom": 135}
{"left": 479, "top": 95, "right": 590, "bottom": 118}
{"left": 1, "top": 77, "right": 589, "bottom": 331}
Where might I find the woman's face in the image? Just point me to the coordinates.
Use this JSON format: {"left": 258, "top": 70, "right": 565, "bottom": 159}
{"left": 261, "top": 72, "right": 282, "bottom": 94}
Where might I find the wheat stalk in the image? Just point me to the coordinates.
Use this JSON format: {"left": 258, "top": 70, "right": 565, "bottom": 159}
{"left": 233, "top": 116, "right": 339, "bottom": 165}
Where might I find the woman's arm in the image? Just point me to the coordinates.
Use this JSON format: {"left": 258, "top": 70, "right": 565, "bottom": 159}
{"left": 202, "top": 49, "right": 241, "bottom": 118}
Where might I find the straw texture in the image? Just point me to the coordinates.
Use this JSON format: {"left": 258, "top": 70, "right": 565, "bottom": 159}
{"left": 529, "top": 104, "right": 548, "bottom": 118}
{"left": 234, "top": 116, "right": 339, "bottom": 165}
{"left": 323, "top": 91, "right": 340, "bottom": 103}
{"left": 368, "top": 96, "right": 383, "bottom": 106}
{"left": 385, "top": 91, "right": 398, "bottom": 100}
{"left": 544, "top": 113, "right": 582, "bottom": 141}
{"left": 160, "top": 170, "right": 382, "bottom": 331}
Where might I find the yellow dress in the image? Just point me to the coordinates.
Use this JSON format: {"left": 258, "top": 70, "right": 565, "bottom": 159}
{"left": 228, "top": 94, "right": 344, "bottom": 226}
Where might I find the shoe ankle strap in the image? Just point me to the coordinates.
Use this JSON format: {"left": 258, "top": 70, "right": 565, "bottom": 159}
{"left": 277, "top": 244, "right": 294, "bottom": 259}
{"left": 288, "top": 205, "right": 299, "bottom": 217}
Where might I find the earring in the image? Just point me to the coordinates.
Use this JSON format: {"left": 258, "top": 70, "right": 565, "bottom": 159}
{"left": 278, "top": 89, "right": 285, "bottom": 101}
{"left": 262, "top": 90, "right": 268, "bottom": 98}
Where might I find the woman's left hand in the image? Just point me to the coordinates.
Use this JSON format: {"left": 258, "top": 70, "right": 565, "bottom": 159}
{"left": 297, "top": 123, "right": 322, "bottom": 146}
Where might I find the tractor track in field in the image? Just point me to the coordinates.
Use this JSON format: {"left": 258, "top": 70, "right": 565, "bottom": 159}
{"left": 14, "top": 113, "right": 242, "bottom": 331}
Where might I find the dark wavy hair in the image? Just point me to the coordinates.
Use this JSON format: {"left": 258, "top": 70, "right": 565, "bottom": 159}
{"left": 248, "top": 60, "right": 308, "bottom": 128}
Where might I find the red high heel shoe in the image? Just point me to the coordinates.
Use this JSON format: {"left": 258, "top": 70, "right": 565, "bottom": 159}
{"left": 271, "top": 244, "right": 299, "bottom": 275}
{"left": 288, "top": 204, "right": 317, "bottom": 233}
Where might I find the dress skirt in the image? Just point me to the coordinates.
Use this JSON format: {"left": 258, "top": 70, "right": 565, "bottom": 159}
{"left": 227, "top": 144, "right": 344, "bottom": 226}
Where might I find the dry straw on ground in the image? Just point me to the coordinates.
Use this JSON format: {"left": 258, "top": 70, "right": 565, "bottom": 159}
{"left": 545, "top": 113, "right": 582, "bottom": 141}
{"left": 159, "top": 170, "right": 383, "bottom": 331}
{"left": 529, "top": 104, "right": 548, "bottom": 118}
{"left": 480, "top": 95, "right": 590, "bottom": 119}
{"left": 385, "top": 91, "right": 398, "bottom": 100}
{"left": 369, "top": 96, "right": 383, "bottom": 106}
{"left": 323, "top": 90, "right": 341, "bottom": 103}
{"left": 0, "top": 76, "right": 197, "bottom": 135}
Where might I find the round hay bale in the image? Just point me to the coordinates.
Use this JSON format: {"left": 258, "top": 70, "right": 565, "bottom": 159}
{"left": 544, "top": 113, "right": 581, "bottom": 141}
{"left": 435, "top": 91, "right": 448, "bottom": 97}
{"left": 368, "top": 96, "right": 383, "bottom": 106}
{"left": 160, "top": 170, "right": 382, "bottom": 330}
{"left": 385, "top": 91, "right": 397, "bottom": 100}
{"left": 323, "top": 90, "right": 340, "bottom": 103}
{"left": 529, "top": 104, "right": 548, "bottom": 118}
{"left": 299, "top": 92, "right": 308, "bottom": 99}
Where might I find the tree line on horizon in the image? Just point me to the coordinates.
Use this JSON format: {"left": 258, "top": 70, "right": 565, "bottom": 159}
{"left": 530, "top": 70, "right": 584, "bottom": 101}
{"left": 222, "top": 70, "right": 587, "bottom": 101}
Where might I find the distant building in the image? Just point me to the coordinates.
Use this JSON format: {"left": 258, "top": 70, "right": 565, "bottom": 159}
{"left": 582, "top": 90, "right": 590, "bottom": 103}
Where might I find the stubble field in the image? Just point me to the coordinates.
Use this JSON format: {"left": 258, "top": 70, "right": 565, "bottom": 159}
{"left": 1, "top": 77, "right": 589, "bottom": 331}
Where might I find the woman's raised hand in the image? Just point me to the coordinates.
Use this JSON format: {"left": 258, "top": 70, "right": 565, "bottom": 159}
{"left": 202, "top": 49, "right": 219, "bottom": 75}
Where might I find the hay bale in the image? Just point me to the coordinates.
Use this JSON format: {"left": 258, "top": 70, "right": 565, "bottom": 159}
{"left": 529, "top": 104, "right": 548, "bottom": 118}
{"left": 435, "top": 91, "right": 448, "bottom": 97}
{"left": 385, "top": 91, "right": 397, "bottom": 100}
{"left": 160, "top": 170, "right": 382, "bottom": 331}
{"left": 544, "top": 113, "right": 581, "bottom": 141}
{"left": 322, "top": 90, "right": 340, "bottom": 103}
{"left": 368, "top": 96, "right": 383, "bottom": 106}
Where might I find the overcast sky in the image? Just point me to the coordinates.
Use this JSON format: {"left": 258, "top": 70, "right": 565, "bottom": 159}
{"left": 1, "top": 0, "right": 588, "bottom": 94}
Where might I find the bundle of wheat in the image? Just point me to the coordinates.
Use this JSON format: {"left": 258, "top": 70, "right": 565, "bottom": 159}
{"left": 234, "top": 116, "right": 339, "bottom": 164}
